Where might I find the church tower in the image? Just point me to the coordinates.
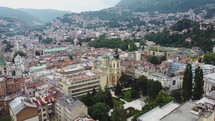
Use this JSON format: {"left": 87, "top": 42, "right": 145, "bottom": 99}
{"left": 111, "top": 48, "right": 121, "bottom": 86}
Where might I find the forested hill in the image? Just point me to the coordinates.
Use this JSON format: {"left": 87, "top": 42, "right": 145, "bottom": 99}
{"left": 116, "top": 0, "right": 215, "bottom": 12}
{"left": 145, "top": 19, "right": 215, "bottom": 52}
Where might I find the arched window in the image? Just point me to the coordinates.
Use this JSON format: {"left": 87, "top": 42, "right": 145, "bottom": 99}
{"left": 0, "top": 70, "right": 2, "bottom": 75}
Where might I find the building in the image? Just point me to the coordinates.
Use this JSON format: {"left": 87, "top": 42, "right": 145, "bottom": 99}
{"left": 0, "top": 55, "right": 10, "bottom": 76}
{"left": 74, "top": 115, "right": 94, "bottom": 121}
{"left": 95, "top": 48, "right": 121, "bottom": 87}
{"left": 24, "top": 81, "right": 46, "bottom": 97}
{"left": 161, "top": 96, "right": 215, "bottom": 121}
{"left": 9, "top": 97, "right": 39, "bottom": 121}
{"left": 138, "top": 102, "right": 180, "bottom": 121}
{"left": 204, "top": 73, "right": 215, "bottom": 94}
{"left": 0, "top": 78, "right": 6, "bottom": 97}
{"left": 58, "top": 71, "right": 102, "bottom": 96}
{"left": 42, "top": 47, "right": 67, "bottom": 55}
{"left": 0, "top": 77, "right": 22, "bottom": 97}
{"left": 9, "top": 89, "right": 63, "bottom": 121}
{"left": 55, "top": 95, "right": 88, "bottom": 121}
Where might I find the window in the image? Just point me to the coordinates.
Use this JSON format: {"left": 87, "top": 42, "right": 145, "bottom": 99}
{"left": 43, "top": 114, "right": 46, "bottom": 117}
{"left": 43, "top": 108, "right": 46, "bottom": 111}
{"left": 172, "top": 80, "right": 176, "bottom": 85}
{"left": 43, "top": 119, "right": 46, "bottom": 121}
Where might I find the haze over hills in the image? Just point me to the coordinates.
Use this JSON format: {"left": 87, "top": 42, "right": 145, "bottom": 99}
{"left": 0, "top": 7, "right": 43, "bottom": 26}
{"left": 18, "top": 9, "right": 71, "bottom": 23}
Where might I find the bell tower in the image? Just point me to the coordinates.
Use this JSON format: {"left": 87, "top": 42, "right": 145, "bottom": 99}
{"left": 112, "top": 48, "right": 121, "bottom": 85}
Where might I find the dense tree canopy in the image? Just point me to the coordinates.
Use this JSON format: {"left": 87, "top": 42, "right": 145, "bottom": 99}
{"left": 89, "top": 103, "right": 110, "bottom": 121}
{"left": 88, "top": 36, "right": 138, "bottom": 51}
{"left": 204, "top": 52, "right": 215, "bottom": 65}
{"left": 42, "top": 37, "right": 53, "bottom": 44}
{"left": 145, "top": 20, "right": 215, "bottom": 52}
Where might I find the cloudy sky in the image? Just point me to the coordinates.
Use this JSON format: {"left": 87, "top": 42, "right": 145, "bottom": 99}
{"left": 0, "top": 0, "right": 121, "bottom": 12}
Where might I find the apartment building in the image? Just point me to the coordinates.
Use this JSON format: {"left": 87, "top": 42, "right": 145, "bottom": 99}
{"left": 9, "top": 97, "right": 39, "bottom": 121}
{"left": 55, "top": 95, "right": 88, "bottom": 121}
{"left": 59, "top": 71, "right": 102, "bottom": 96}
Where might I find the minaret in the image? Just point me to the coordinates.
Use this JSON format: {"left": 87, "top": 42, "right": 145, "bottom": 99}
{"left": 111, "top": 48, "right": 121, "bottom": 86}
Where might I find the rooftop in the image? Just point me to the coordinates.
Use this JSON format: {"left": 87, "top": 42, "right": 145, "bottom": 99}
{"left": 56, "top": 95, "right": 85, "bottom": 111}
{"left": 138, "top": 102, "right": 180, "bottom": 121}
{"left": 43, "top": 47, "right": 67, "bottom": 53}
{"left": 161, "top": 102, "right": 200, "bottom": 121}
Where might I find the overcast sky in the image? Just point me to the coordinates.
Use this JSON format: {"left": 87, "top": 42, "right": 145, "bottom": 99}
{"left": 0, "top": 0, "right": 121, "bottom": 12}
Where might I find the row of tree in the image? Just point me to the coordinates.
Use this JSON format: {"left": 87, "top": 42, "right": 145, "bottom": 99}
{"left": 116, "top": 74, "right": 163, "bottom": 99}
{"left": 88, "top": 36, "right": 138, "bottom": 51}
{"left": 182, "top": 64, "right": 204, "bottom": 101}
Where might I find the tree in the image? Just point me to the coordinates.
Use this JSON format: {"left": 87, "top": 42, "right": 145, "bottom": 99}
{"left": 131, "top": 89, "right": 140, "bottom": 99}
{"left": 155, "top": 90, "right": 174, "bottom": 106}
{"left": 35, "top": 51, "right": 41, "bottom": 56}
{"left": 89, "top": 103, "right": 110, "bottom": 121}
{"left": 130, "top": 79, "right": 141, "bottom": 99}
{"left": 92, "top": 88, "right": 96, "bottom": 96}
{"left": 182, "top": 64, "right": 193, "bottom": 101}
{"left": 115, "top": 82, "right": 122, "bottom": 97}
{"left": 104, "top": 88, "right": 113, "bottom": 107}
{"left": 204, "top": 52, "right": 215, "bottom": 65}
{"left": 170, "top": 89, "right": 183, "bottom": 103}
{"left": 111, "top": 106, "right": 126, "bottom": 121}
{"left": 119, "top": 73, "right": 132, "bottom": 88}
{"left": 193, "top": 67, "right": 204, "bottom": 100}
{"left": 93, "top": 89, "right": 105, "bottom": 103}
{"left": 147, "top": 80, "right": 163, "bottom": 99}
{"left": 68, "top": 55, "right": 73, "bottom": 60}
{"left": 147, "top": 56, "right": 159, "bottom": 65}
{"left": 42, "top": 37, "right": 53, "bottom": 44}
{"left": 137, "top": 76, "right": 148, "bottom": 96}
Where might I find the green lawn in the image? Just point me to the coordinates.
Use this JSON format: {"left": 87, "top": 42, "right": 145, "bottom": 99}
{"left": 0, "top": 115, "right": 11, "bottom": 121}
{"left": 122, "top": 89, "right": 132, "bottom": 102}
{"left": 112, "top": 97, "right": 125, "bottom": 107}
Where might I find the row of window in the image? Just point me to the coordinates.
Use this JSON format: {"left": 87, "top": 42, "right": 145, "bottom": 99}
{"left": 69, "top": 81, "right": 99, "bottom": 89}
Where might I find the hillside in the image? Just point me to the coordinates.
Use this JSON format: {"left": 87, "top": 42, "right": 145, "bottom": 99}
{"left": 0, "top": 7, "right": 43, "bottom": 25}
{"left": 18, "top": 9, "right": 71, "bottom": 23}
{"left": 116, "top": 0, "right": 215, "bottom": 12}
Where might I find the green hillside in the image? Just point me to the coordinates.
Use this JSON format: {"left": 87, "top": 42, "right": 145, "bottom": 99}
{"left": 18, "top": 9, "right": 71, "bottom": 23}
{"left": 0, "top": 7, "right": 43, "bottom": 25}
{"left": 116, "top": 0, "right": 215, "bottom": 12}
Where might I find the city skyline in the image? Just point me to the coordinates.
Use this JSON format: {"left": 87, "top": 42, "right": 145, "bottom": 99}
{"left": 0, "top": 0, "right": 120, "bottom": 12}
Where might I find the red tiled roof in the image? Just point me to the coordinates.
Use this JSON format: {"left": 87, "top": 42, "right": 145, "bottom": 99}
{"left": 25, "top": 81, "right": 45, "bottom": 89}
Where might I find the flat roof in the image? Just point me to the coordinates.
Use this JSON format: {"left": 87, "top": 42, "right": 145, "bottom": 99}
{"left": 138, "top": 102, "right": 180, "bottom": 121}
{"left": 43, "top": 47, "right": 67, "bottom": 53}
{"left": 160, "top": 102, "right": 199, "bottom": 121}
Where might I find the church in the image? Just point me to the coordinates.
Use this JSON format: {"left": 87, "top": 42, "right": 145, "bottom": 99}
{"left": 92, "top": 48, "right": 121, "bottom": 89}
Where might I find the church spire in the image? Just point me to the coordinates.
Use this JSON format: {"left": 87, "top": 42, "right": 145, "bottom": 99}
{"left": 113, "top": 48, "right": 119, "bottom": 59}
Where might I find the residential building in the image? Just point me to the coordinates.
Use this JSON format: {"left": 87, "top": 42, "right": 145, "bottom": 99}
{"left": 9, "top": 97, "right": 39, "bottom": 121}
{"left": 58, "top": 71, "right": 102, "bottom": 96}
{"left": 24, "top": 81, "right": 46, "bottom": 97}
{"left": 55, "top": 95, "right": 88, "bottom": 121}
{"left": 0, "top": 78, "right": 6, "bottom": 97}
{"left": 204, "top": 73, "right": 215, "bottom": 94}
